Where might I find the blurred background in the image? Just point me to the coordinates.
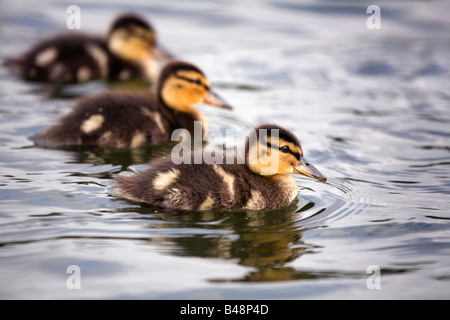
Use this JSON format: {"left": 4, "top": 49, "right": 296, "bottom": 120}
{"left": 0, "top": 0, "right": 449, "bottom": 299}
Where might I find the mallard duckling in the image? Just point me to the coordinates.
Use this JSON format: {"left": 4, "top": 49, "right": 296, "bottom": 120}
{"left": 31, "top": 60, "right": 232, "bottom": 148}
{"left": 114, "top": 123, "right": 327, "bottom": 211}
{"left": 4, "top": 13, "right": 167, "bottom": 84}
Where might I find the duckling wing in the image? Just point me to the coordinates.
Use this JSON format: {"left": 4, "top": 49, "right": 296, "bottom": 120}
{"left": 31, "top": 92, "right": 173, "bottom": 148}
{"left": 5, "top": 33, "right": 110, "bottom": 84}
{"left": 113, "top": 156, "right": 269, "bottom": 211}
{"left": 114, "top": 158, "right": 218, "bottom": 210}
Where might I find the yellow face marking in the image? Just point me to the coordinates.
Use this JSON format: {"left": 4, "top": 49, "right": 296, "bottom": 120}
{"left": 108, "top": 25, "right": 155, "bottom": 62}
{"left": 35, "top": 47, "right": 58, "bottom": 67}
{"left": 267, "top": 137, "right": 303, "bottom": 156}
{"left": 247, "top": 137, "right": 303, "bottom": 175}
{"left": 176, "top": 70, "right": 211, "bottom": 89}
{"left": 153, "top": 169, "right": 180, "bottom": 191}
{"left": 141, "top": 59, "right": 158, "bottom": 80}
{"left": 80, "top": 114, "right": 104, "bottom": 134}
{"left": 243, "top": 189, "right": 265, "bottom": 210}
{"left": 212, "top": 164, "right": 235, "bottom": 201}
{"left": 160, "top": 71, "right": 210, "bottom": 112}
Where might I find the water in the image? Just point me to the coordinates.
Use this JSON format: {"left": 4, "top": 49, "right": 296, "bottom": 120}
{"left": 1, "top": 0, "right": 449, "bottom": 299}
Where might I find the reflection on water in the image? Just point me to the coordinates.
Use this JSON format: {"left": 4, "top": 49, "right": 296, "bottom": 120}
{"left": 153, "top": 201, "right": 308, "bottom": 282}
{"left": 71, "top": 143, "right": 176, "bottom": 168}
{"left": 107, "top": 172, "right": 366, "bottom": 283}
{"left": 107, "top": 201, "right": 312, "bottom": 283}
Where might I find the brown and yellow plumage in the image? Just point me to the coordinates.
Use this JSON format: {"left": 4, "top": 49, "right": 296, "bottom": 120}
{"left": 4, "top": 13, "right": 164, "bottom": 84}
{"left": 31, "top": 60, "right": 232, "bottom": 148}
{"left": 114, "top": 124, "right": 327, "bottom": 211}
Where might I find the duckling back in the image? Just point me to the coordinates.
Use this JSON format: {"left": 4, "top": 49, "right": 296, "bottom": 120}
{"left": 5, "top": 33, "right": 145, "bottom": 83}
{"left": 31, "top": 60, "right": 231, "bottom": 149}
{"left": 114, "top": 153, "right": 299, "bottom": 211}
{"left": 31, "top": 92, "right": 175, "bottom": 148}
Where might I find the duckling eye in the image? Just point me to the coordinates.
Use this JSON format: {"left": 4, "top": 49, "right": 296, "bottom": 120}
{"left": 193, "top": 78, "right": 202, "bottom": 85}
{"left": 280, "top": 146, "right": 290, "bottom": 153}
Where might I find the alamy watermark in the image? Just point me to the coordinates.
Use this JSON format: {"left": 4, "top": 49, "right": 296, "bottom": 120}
{"left": 66, "top": 264, "right": 81, "bottom": 290}
{"left": 66, "top": 5, "right": 81, "bottom": 30}
{"left": 366, "top": 5, "right": 381, "bottom": 30}
{"left": 366, "top": 265, "right": 381, "bottom": 289}
{"left": 64, "top": 4, "right": 381, "bottom": 32}
{"left": 170, "top": 122, "right": 281, "bottom": 175}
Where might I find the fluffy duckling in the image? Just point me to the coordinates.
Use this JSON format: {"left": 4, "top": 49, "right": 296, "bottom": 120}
{"left": 4, "top": 13, "right": 166, "bottom": 84}
{"left": 31, "top": 60, "right": 232, "bottom": 148}
{"left": 114, "top": 123, "right": 327, "bottom": 211}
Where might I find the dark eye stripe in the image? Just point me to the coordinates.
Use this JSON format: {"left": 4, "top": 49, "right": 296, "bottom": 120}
{"left": 174, "top": 75, "right": 210, "bottom": 91}
{"left": 290, "top": 151, "right": 301, "bottom": 161}
{"left": 265, "top": 141, "right": 301, "bottom": 161}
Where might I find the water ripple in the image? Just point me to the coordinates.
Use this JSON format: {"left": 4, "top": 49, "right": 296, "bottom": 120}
{"left": 294, "top": 177, "right": 371, "bottom": 229}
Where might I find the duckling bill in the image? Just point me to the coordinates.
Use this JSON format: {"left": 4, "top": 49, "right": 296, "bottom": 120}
{"left": 31, "top": 60, "right": 232, "bottom": 148}
{"left": 114, "top": 124, "right": 327, "bottom": 211}
{"left": 4, "top": 13, "right": 167, "bottom": 84}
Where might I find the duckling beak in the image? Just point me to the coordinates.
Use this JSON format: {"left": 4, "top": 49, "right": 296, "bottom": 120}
{"left": 153, "top": 46, "right": 176, "bottom": 60}
{"left": 293, "top": 156, "right": 327, "bottom": 182}
{"left": 203, "top": 90, "right": 233, "bottom": 110}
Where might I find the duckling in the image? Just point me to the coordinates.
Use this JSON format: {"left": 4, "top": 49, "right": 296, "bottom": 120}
{"left": 4, "top": 13, "right": 167, "bottom": 84}
{"left": 114, "top": 123, "right": 327, "bottom": 211}
{"left": 31, "top": 60, "right": 232, "bottom": 148}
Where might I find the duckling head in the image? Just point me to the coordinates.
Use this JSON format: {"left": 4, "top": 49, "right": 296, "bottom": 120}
{"left": 157, "top": 60, "right": 233, "bottom": 113}
{"left": 107, "top": 13, "right": 156, "bottom": 63}
{"left": 246, "top": 124, "right": 327, "bottom": 182}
